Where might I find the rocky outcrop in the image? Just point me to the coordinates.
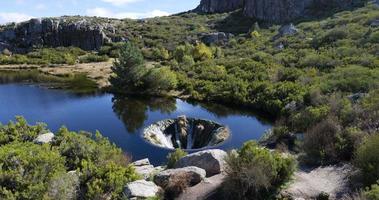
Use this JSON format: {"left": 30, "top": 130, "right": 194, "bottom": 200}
{"left": 154, "top": 166, "right": 206, "bottom": 188}
{"left": 124, "top": 180, "right": 161, "bottom": 199}
{"left": 175, "top": 149, "right": 227, "bottom": 177}
{"left": 0, "top": 17, "right": 121, "bottom": 52}
{"left": 34, "top": 132, "right": 55, "bottom": 144}
{"left": 243, "top": 0, "right": 364, "bottom": 23}
{"left": 195, "top": 0, "right": 366, "bottom": 24}
{"left": 194, "top": 0, "right": 245, "bottom": 13}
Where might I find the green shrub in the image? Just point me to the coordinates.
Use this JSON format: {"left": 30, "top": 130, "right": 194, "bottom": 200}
{"left": 322, "top": 66, "right": 379, "bottom": 93}
{"left": 354, "top": 133, "right": 379, "bottom": 186}
{"left": 365, "top": 183, "right": 379, "bottom": 200}
{"left": 166, "top": 149, "right": 188, "bottom": 168}
{"left": 144, "top": 66, "right": 178, "bottom": 94}
{"left": 222, "top": 141, "right": 296, "bottom": 200}
{"left": 193, "top": 43, "right": 213, "bottom": 61}
{"left": 0, "top": 142, "right": 66, "bottom": 200}
{"left": 79, "top": 54, "right": 109, "bottom": 63}
{"left": 0, "top": 116, "right": 46, "bottom": 145}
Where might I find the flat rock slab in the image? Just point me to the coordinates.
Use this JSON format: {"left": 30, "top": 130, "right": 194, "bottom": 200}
{"left": 281, "top": 164, "right": 352, "bottom": 199}
{"left": 124, "top": 180, "right": 161, "bottom": 198}
{"left": 175, "top": 149, "right": 227, "bottom": 177}
{"left": 178, "top": 173, "right": 226, "bottom": 200}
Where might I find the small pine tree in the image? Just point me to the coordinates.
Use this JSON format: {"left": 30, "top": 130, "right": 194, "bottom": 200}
{"left": 110, "top": 42, "right": 147, "bottom": 93}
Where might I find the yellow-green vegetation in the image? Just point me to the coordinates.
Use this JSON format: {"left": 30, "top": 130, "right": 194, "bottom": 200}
{"left": 222, "top": 141, "right": 296, "bottom": 200}
{"left": 0, "top": 47, "right": 109, "bottom": 65}
{"left": 0, "top": 117, "right": 139, "bottom": 200}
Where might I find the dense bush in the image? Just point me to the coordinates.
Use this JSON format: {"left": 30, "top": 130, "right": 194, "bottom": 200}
{"left": 354, "top": 133, "right": 379, "bottom": 186}
{"left": 222, "top": 141, "right": 296, "bottom": 200}
{"left": 0, "top": 142, "right": 67, "bottom": 200}
{"left": 0, "top": 117, "right": 139, "bottom": 200}
{"left": 302, "top": 118, "right": 342, "bottom": 164}
{"left": 79, "top": 54, "right": 109, "bottom": 63}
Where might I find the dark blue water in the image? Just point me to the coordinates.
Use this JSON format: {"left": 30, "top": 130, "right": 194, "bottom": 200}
{"left": 0, "top": 84, "right": 272, "bottom": 165}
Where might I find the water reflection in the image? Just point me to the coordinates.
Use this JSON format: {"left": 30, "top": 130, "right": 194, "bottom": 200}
{"left": 112, "top": 96, "right": 177, "bottom": 133}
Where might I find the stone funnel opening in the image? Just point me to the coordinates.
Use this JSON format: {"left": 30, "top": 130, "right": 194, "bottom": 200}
{"left": 143, "top": 115, "right": 230, "bottom": 150}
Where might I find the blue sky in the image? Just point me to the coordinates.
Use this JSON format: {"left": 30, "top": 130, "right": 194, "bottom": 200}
{"left": 0, "top": 0, "right": 200, "bottom": 24}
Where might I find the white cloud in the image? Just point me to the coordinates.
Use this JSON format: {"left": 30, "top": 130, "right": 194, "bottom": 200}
{"left": 0, "top": 12, "right": 33, "bottom": 24}
{"left": 86, "top": 7, "right": 170, "bottom": 19}
{"left": 101, "top": 0, "right": 142, "bottom": 6}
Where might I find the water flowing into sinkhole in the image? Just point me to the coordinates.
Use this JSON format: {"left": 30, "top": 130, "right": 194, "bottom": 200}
{"left": 143, "top": 115, "right": 230, "bottom": 150}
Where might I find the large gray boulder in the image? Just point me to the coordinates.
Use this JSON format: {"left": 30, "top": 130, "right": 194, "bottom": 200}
{"left": 34, "top": 132, "right": 55, "bottom": 144}
{"left": 124, "top": 180, "right": 161, "bottom": 199}
{"left": 154, "top": 166, "right": 206, "bottom": 188}
{"left": 200, "top": 32, "right": 233, "bottom": 45}
{"left": 175, "top": 149, "right": 227, "bottom": 177}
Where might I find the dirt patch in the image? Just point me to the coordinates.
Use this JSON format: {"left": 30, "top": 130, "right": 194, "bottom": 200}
{"left": 0, "top": 61, "right": 113, "bottom": 88}
{"left": 281, "top": 164, "right": 353, "bottom": 199}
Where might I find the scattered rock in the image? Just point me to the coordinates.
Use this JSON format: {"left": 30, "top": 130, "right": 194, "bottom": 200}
{"left": 154, "top": 166, "right": 206, "bottom": 188}
{"left": 347, "top": 93, "right": 367, "bottom": 103}
{"left": 370, "top": 19, "right": 379, "bottom": 27}
{"left": 132, "top": 159, "right": 164, "bottom": 180}
{"left": 175, "top": 149, "right": 227, "bottom": 177}
{"left": 124, "top": 180, "right": 161, "bottom": 199}
{"left": 276, "top": 23, "right": 299, "bottom": 39}
{"left": 200, "top": 32, "right": 233, "bottom": 45}
{"left": 281, "top": 164, "right": 352, "bottom": 199}
{"left": 133, "top": 158, "right": 151, "bottom": 167}
{"left": 34, "top": 132, "right": 55, "bottom": 144}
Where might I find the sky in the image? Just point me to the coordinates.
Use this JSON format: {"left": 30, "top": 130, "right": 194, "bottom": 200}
{"left": 0, "top": 0, "right": 201, "bottom": 24}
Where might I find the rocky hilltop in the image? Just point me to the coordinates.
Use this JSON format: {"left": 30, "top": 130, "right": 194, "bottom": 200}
{"left": 194, "top": 0, "right": 244, "bottom": 13}
{"left": 0, "top": 16, "right": 125, "bottom": 53}
{"left": 195, "top": 0, "right": 366, "bottom": 23}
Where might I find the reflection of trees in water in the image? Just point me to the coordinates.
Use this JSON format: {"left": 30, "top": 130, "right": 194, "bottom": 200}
{"left": 112, "top": 96, "right": 176, "bottom": 133}
{"left": 186, "top": 100, "right": 273, "bottom": 124}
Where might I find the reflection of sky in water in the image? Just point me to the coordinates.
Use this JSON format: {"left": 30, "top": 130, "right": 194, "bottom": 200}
{"left": 0, "top": 84, "right": 272, "bottom": 166}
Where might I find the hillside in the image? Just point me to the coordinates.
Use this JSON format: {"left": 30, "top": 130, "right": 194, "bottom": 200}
{"left": 0, "top": 0, "right": 379, "bottom": 199}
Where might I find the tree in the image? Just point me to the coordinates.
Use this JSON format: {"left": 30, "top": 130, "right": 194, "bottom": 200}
{"left": 110, "top": 42, "right": 147, "bottom": 93}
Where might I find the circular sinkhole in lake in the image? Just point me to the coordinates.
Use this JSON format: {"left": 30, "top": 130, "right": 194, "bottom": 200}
{"left": 143, "top": 115, "right": 231, "bottom": 150}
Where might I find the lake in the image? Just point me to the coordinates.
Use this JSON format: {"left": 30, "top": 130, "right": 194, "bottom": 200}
{"left": 0, "top": 83, "right": 272, "bottom": 166}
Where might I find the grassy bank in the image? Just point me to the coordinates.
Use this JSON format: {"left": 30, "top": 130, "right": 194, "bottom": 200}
{"left": 0, "top": 70, "right": 99, "bottom": 94}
